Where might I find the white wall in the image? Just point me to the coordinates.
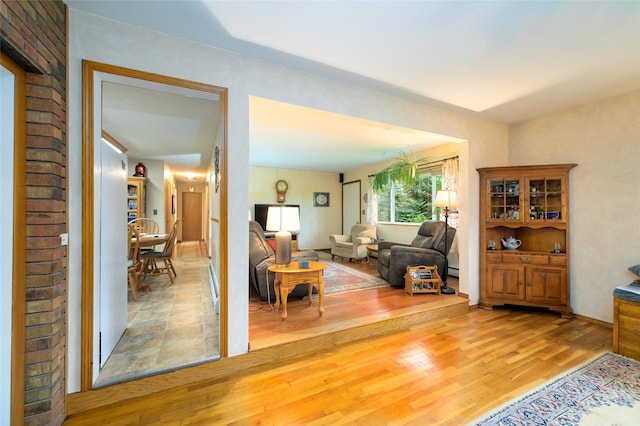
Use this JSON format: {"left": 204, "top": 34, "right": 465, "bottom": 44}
{"left": 250, "top": 166, "right": 342, "bottom": 250}
{"left": 67, "top": 9, "right": 508, "bottom": 393}
{"left": 509, "top": 90, "right": 640, "bottom": 322}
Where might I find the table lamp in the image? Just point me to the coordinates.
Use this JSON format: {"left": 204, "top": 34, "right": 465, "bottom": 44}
{"left": 266, "top": 206, "right": 300, "bottom": 267}
{"left": 433, "top": 189, "right": 457, "bottom": 294}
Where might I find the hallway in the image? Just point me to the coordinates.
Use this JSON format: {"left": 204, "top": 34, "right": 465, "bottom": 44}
{"left": 95, "top": 241, "right": 219, "bottom": 387}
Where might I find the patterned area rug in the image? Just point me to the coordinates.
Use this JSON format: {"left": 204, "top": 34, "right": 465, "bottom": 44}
{"left": 469, "top": 352, "right": 640, "bottom": 425}
{"left": 322, "top": 261, "right": 389, "bottom": 295}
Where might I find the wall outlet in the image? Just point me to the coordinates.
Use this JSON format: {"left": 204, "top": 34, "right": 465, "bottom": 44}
{"left": 60, "top": 233, "right": 68, "bottom": 246}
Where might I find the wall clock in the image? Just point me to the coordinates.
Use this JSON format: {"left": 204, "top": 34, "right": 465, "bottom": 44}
{"left": 276, "top": 179, "right": 288, "bottom": 203}
{"left": 314, "top": 192, "right": 330, "bottom": 207}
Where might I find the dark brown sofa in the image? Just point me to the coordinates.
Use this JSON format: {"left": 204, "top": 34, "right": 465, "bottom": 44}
{"left": 377, "top": 220, "right": 456, "bottom": 288}
{"left": 249, "top": 220, "right": 319, "bottom": 301}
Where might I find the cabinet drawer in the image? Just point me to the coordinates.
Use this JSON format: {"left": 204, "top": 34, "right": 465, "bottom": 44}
{"left": 549, "top": 255, "right": 567, "bottom": 266}
{"left": 486, "top": 252, "right": 502, "bottom": 263}
{"left": 502, "top": 253, "right": 549, "bottom": 264}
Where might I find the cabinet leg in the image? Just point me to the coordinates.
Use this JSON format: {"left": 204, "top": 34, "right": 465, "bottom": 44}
{"left": 479, "top": 303, "right": 495, "bottom": 311}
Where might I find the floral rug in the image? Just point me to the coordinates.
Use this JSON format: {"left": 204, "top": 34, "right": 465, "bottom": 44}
{"left": 322, "top": 260, "right": 389, "bottom": 295}
{"left": 469, "top": 352, "right": 640, "bottom": 425}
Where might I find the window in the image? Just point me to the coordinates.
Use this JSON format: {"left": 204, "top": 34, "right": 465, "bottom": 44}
{"left": 377, "top": 166, "right": 443, "bottom": 223}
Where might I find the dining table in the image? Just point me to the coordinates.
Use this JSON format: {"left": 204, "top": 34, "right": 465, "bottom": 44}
{"left": 134, "top": 232, "right": 169, "bottom": 248}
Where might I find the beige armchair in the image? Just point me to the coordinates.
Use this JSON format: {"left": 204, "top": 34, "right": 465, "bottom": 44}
{"left": 329, "top": 224, "right": 376, "bottom": 262}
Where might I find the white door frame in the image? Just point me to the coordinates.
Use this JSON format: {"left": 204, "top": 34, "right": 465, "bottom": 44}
{"left": 342, "top": 180, "right": 361, "bottom": 233}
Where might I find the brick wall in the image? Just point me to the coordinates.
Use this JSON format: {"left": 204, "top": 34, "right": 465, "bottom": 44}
{"left": 1, "top": 1, "right": 67, "bottom": 425}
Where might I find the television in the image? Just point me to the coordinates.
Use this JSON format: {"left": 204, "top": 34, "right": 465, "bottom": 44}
{"left": 254, "top": 204, "right": 300, "bottom": 232}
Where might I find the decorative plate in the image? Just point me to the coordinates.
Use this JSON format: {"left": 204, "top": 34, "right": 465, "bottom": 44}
{"left": 314, "top": 192, "right": 329, "bottom": 207}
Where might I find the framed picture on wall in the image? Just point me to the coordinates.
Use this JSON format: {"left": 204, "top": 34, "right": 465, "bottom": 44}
{"left": 313, "top": 192, "right": 330, "bottom": 207}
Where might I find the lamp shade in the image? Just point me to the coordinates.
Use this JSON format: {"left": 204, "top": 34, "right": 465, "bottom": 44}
{"left": 433, "top": 190, "right": 458, "bottom": 209}
{"left": 266, "top": 206, "right": 300, "bottom": 267}
{"left": 266, "top": 206, "right": 300, "bottom": 232}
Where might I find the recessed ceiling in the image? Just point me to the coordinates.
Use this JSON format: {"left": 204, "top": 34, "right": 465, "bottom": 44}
{"left": 67, "top": 1, "right": 640, "bottom": 123}
{"left": 101, "top": 81, "right": 220, "bottom": 181}
{"left": 68, "top": 0, "right": 640, "bottom": 176}
{"left": 249, "top": 97, "right": 463, "bottom": 173}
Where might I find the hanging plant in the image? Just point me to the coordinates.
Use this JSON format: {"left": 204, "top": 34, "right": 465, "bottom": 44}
{"left": 371, "top": 151, "right": 427, "bottom": 192}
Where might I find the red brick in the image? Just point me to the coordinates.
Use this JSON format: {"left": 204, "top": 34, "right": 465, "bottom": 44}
{"left": 26, "top": 224, "right": 66, "bottom": 238}
{"left": 25, "top": 349, "right": 53, "bottom": 365}
{"left": 26, "top": 212, "right": 65, "bottom": 225}
{"left": 26, "top": 199, "right": 65, "bottom": 212}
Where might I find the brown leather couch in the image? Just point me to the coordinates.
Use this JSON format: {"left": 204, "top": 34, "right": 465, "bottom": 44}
{"left": 249, "top": 221, "right": 319, "bottom": 301}
{"left": 377, "top": 221, "right": 456, "bottom": 288}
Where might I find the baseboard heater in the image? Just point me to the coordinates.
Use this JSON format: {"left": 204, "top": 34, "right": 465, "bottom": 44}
{"left": 208, "top": 261, "right": 220, "bottom": 315}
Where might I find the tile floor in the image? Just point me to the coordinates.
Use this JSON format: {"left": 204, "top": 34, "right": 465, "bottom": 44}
{"left": 95, "top": 241, "right": 219, "bottom": 387}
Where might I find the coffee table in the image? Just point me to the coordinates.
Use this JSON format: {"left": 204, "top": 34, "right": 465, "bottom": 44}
{"left": 268, "top": 261, "right": 327, "bottom": 320}
{"left": 365, "top": 244, "right": 378, "bottom": 265}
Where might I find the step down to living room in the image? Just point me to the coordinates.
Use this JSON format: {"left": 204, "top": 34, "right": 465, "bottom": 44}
{"left": 249, "top": 284, "right": 469, "bottom": 352}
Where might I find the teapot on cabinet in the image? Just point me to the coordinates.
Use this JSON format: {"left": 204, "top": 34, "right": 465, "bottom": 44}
{"left": 501, "top": 236, "right": 522, "bottom": 250}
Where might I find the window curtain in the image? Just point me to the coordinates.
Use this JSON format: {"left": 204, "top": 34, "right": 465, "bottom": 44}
{"left": 441, "top": 157, "right": 459, "bottom": 254}
{"left": 366, "top": 175, "right": 378, "bottom": 226}
{"left": 442, "top": 157, "right": 459, "bottom": 193}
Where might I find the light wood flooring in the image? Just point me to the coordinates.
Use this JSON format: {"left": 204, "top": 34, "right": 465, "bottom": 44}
{"left": 249, "top": 253, "right": 463, "bottom": 350}
{"left": 65, "top": 303, "right": 613, "bottom": 425}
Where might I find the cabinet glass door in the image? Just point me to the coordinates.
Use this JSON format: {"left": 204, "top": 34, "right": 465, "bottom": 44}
{"left": 488, "top": 178, "right": 521, "bottom": 221}
{"left": 525, "top": 177, "right": 565, "bottom": 222}
{"left": 127, "top": 183, "right": 139, "bottom": 222}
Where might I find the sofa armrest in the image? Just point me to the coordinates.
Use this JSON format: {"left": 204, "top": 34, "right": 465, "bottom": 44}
{"left": 390, "top": 245, "right": 443, "bottom": 257}
{"left": 354, "top": 236, "right": 374, "bottom": 245}
{"left": 330, "top": 234, "right": 349, "bottom": 243}
{"left": 378, "top": 240, "right": 410, "bottom": 251}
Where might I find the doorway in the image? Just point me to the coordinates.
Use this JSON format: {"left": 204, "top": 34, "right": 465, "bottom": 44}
{"left": 81, "top": 60, "right": 228, "bottom": 391}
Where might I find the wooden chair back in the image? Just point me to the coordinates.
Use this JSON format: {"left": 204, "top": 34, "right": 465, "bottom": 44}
{"left": 127, "top": 224, "right": 140, "bottom": 262}
{"left": 127, "top": 224, "right": 141, "bottom": 301}
{"left": 163, "top": 220, "right": 180, "bottom": 256}
{"left": 128, "top": 217, "right": 160, "bottom": 235}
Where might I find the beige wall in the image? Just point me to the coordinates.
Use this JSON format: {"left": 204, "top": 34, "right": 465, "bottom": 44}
{"left": 250, "top": 166, "right": 342, "bottom": 250}
{"left": 509, "top": 90, "right": 640, "bottom": 322}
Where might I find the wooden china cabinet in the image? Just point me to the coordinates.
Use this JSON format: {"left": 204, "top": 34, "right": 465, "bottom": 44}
{"left": 127, "top": 176, "right": 146, "bottom": 222}
{"left": 477, "top": 164, "right": 577, "bottom": 318}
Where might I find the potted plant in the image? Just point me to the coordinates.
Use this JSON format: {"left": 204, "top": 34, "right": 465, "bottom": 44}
{"left": 371, "top": 152, "right": 426, "bottom": 192}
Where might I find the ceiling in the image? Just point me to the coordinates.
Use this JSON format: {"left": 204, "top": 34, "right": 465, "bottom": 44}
{"left": 101, "top": 81, "right": 220, "bottom": 180}
{"left": 69, "top": 1, "right": 640, "bottom": 179}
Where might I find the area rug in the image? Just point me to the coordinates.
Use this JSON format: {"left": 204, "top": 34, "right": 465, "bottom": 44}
{"left": 469, "top": 352, "right": 640, "bottom": 425}
{"left": 322, "top": 261, "right": 389, "bottom": 295}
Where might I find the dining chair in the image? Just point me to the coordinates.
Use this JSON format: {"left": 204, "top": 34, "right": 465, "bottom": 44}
{"left": 128, "top": 217, "right": 160, "bottom": 234}
{"left": 128, "top": 217, "right": 161, "bottom": 252}
{"left": 127, "top": 224, "right": 142, "bottom": 301}
{"left": 140, "top": 220, "right": 180, "bottom": 284}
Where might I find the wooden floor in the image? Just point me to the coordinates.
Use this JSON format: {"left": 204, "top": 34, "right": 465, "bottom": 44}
{"left": 65, "top": 306, "right": 613, "bottom": 425}
{"left": 249, "top": 257, "right": 463, "bottom": 350}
